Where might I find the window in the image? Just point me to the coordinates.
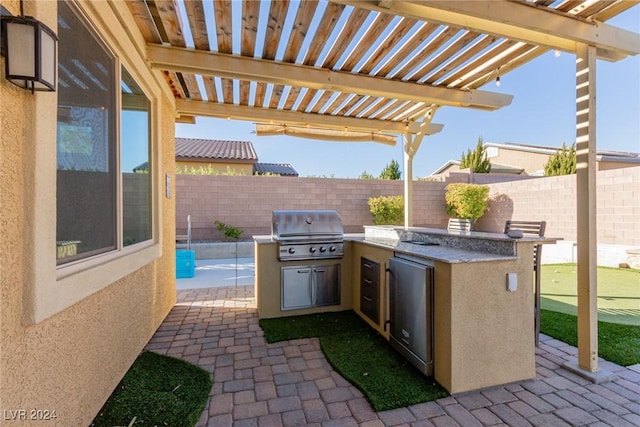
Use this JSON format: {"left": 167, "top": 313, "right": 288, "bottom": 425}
{"left": 56, "top": 1, "right": 116, "bottom": 264}
{"left": 56, "top": 3, "right": 152, "bottom": 264}
{"left": 121, "top": 68, "right": 151, "bottom": 246}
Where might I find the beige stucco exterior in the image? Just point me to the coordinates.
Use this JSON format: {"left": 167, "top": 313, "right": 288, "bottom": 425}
{"left": 486, "top": 145, "right": 550, "bottom": 174}
{"left": 254, "top": 241, "right": 353, "bottom": 319}
{"left": 432, "top": 245, "right": 535, "bottom": 393}
{"left": 255, "top": 237, "right": 537, "bottom": 394}
{"left": 1, "top": 1, "right": 177, "bottom": 425}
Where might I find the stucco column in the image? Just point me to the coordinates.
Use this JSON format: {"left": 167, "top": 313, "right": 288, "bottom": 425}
{"left": 575, "top": 43, "right": 598, "bottom": 372}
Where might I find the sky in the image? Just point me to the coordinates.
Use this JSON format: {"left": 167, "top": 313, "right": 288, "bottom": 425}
{"left": 176, "top": 7, "right": 640, "bottom": 179}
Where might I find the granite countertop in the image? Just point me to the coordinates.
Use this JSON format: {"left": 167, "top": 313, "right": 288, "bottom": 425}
{"left": 364, "top": 225, "right": 555, "bottom": 244}
{"left": 253, "top": 235, "right": 275, "bottom": 244}
{"left": 346, "top": 234, "right": 518, "bottom": 264}
{"left": 253, "top": 227, "right": 551, "bottom": 264}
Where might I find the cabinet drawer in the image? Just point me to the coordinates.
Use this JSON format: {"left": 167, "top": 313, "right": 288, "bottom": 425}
{"left": 360, "top": 258, "right": 379, "bottom": 282}
{"left": 360, "top": 257, "right": 380, "bottom": 324}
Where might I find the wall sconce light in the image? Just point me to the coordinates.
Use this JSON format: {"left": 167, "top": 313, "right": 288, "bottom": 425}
{"left": 1, "top": 9, "right": 58, "bottom": 92}
{"left": 495, "top": 68, "right": 501, "bottom": 87}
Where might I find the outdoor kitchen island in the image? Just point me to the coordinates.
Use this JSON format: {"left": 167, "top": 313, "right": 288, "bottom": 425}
{"left": 255, "top": 223, "right": 552, "bottom": 394}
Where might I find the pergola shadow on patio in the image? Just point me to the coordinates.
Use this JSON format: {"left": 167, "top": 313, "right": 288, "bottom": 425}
{"left": 145, "top": 285, "right": 640, "bottom": 427}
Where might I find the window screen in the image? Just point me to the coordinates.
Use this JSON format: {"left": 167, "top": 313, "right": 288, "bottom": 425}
{"left": 56, "top": 1, "right": 116, "bottom": 264}
{"left": 121, "top": 68, "right": 151, "bottom": 246}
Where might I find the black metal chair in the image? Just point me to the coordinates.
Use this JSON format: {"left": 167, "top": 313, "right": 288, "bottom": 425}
{"left": 504, "top": 220, "right": 546, "bottom": 347}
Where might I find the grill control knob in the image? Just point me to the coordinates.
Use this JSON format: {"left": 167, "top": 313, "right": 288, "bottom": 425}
{"left": 329, "top": 246, "right": 336, "bottom": 252}
{"left": 309, "top": 247, "right": 317, "bottom": 253}
{"left": 319, "top": 246, "right": 326, "bottom": 253}
{"left": 288, "top": 247, "right": 296, "bottom": 254}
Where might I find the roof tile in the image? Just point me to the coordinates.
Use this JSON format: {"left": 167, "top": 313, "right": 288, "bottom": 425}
{"left": 175, "top": 138, "right": 258, "bottom": 161}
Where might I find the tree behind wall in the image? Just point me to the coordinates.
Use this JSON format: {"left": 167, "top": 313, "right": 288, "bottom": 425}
{"left": 460, "top": 137, "right": 491, "bottom": 173}
{"left": 379, "top": 159, "right": 401, "bottom": 180}
{"left": 544, "top": 143, "right": 577, "bottom": 176}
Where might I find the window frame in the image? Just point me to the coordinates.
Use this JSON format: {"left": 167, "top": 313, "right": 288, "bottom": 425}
{"left": 55, "top": 1, "right": 158, "bottom": 275}
{"left": 25, "top": 0, "right": 164, "bottom": 324}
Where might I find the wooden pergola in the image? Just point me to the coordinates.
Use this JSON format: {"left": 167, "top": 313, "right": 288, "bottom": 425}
{"left": 126, "top": 0, "right": 640, "bottom": 377}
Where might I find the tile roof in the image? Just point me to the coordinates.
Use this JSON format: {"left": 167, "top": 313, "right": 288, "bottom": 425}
{"left": 175, "top": 138, "right": 258, "bottom": 162}
{"left": 253, "top": 163, "right": 298, "bottom": 177}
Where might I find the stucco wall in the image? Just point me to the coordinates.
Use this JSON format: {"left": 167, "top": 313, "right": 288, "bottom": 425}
{"left": 490, "top": 147, "right": 550, "bottom": 174}
{"left": 0, "top": 2, "right": 176, "bottom": 425}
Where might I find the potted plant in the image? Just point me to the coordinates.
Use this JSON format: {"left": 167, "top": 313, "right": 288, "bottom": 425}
{"left": 444, "top": 183, "right": 489, "bottom": 230}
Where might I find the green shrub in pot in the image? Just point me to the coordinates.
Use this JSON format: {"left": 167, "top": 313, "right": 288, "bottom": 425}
{"left": 444, "top": 183, "right": 489, "bottom": 221}
{"left": 368, "top": 195, "right": 404, "bottom": 225}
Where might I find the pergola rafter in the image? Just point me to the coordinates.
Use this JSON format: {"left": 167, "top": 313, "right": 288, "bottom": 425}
{"left": 147, "top": 45, "right": 514, "bottom": 111}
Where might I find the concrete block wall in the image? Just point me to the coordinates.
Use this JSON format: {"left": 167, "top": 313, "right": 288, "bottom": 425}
{"left": 176, "top": 166, "right": 639, "bottom": 251}
{"left": 175, "top": 175, "right": 450, "bottom": 240}
{"left": 478, "top": 166, "right": 640, "bottom": 247}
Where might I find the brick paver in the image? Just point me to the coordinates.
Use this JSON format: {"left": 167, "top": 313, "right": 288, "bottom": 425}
{"left": 145, "top": 285, "right": 640, "bottom": 426}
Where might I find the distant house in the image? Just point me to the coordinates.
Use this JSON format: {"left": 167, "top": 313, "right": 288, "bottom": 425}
{"left": 430, "top": 142, "right": 640, "bottom": 177}
{"left": 176, "top": 138, "right": 258, "bottom": 175}
{"left": 175, "top": 137, "right": 298, "bottom": 176}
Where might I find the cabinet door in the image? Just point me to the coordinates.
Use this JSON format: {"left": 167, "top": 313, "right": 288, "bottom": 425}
{"left": 281, "top": 267, "right": 312, "bottom": 310}
{"left": 360, "top": 257, "right": 380, "bottom": 323}
{"left": 313, "top": 264, "right": 340, "bottom": 307}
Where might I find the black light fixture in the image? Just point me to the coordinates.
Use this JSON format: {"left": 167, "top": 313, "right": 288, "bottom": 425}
{"left": 1, "top": 3, "right": 58, "bottom": 92}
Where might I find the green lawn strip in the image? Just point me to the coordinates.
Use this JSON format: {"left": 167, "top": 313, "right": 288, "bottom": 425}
{"left": 540, "top": 309, "right": 640, "bottom": 367}
{"left": 540, "top": 264, "right": 640, "bottom": 326}
{"left": 91, "top": 351, "right": 212, "bottom": 427}
{"left": 259, "top": 311, "right": 448, "bottom": 411}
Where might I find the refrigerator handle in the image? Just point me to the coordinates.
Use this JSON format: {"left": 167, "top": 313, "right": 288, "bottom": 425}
{"left": 384, "top": 266, "right": 393, "bottom": 331}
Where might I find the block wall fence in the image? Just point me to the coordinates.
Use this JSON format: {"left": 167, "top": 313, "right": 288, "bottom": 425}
{"left": 176, "top": 166, "right": 639, "bottom": 248}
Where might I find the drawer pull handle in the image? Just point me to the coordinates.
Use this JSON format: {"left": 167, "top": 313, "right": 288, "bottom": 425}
{"left": 364, "top": 278, "right": 372, "bottom": 284}
{"left": 363, "top": 263, "right": 371, "bottom": 268}
{"left": 363, "top": 296, "right": 372, "bottom": 302}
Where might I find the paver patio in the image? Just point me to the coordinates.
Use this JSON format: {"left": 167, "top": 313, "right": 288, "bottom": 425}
{"left": 144, "top": 285, "right": 640, "bottom": 426}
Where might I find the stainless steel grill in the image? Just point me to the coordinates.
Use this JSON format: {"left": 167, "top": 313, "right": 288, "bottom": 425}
{"left": 272, "top": 210, "right": 344, "bottom": 261}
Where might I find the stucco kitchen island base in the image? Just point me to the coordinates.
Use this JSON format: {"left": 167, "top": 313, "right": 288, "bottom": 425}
{"left": 255, "top": 228, "right": 542, "bottom": 395}
{"left": 253, "top": 240, "right": 353, "bottom": 319}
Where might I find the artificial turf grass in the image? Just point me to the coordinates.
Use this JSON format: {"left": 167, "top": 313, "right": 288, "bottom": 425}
{"left": 91, "top": 351, "right": 212, "bottom": 427}
{"left": 259, "top": 310, "right": 371, "bottom": 343}
{"left": 540, "top": 264, "right": 640, "bottom": 325}
{"left": 259, "top": 311, "right": 448, "bottom": 411}
{"left": 540, "top": 309, "right": 640, "bottom": 367}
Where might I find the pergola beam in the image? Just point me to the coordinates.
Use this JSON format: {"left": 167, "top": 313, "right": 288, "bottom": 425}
{"left": 332, "top": 0, "right": 640, "bottom": 61}
{"left": 176, "top": 100, "right": 444, "bottom": 135}
{"left": 148, "top": 45, "right": 513, "bottom": 110}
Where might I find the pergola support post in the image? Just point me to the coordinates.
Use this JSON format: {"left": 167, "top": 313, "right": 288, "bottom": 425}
{"left": 403, "top": 136, "right": 414, "bottom": 228}
{"left": 575, "top": 43, "right": 599, "bottom": 373}
{"left": 403, "top": 106, "right": 439, "bottom": 229}
{"left": 559, "top": 44, "right": 617, "bottom": 385}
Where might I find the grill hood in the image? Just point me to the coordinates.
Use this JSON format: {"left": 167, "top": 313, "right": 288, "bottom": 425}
{"left": 271, "top": 210, "right": 343, "bottom": 242}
